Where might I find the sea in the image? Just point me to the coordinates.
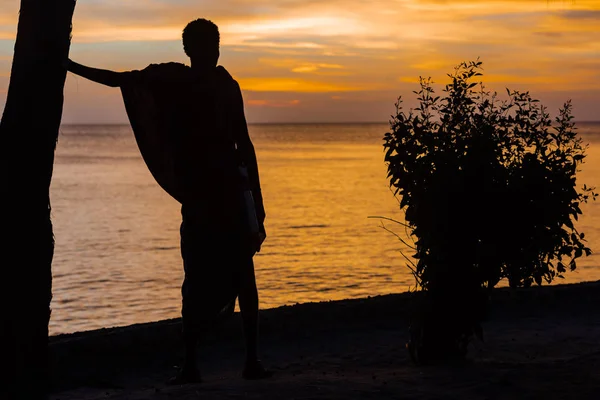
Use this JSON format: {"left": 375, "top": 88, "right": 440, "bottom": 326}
{"left": 49, "top": 122, "right": 600, "bottom": 335}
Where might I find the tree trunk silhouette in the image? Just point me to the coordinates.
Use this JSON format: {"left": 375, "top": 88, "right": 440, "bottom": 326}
{"left": 0, "top": 1, "right": 76, "bottom": 398}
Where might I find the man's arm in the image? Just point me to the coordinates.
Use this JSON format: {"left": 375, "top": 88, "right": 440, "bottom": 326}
{"left": 233, "top": 83, "right": 266, "bottom": 226}
{"left": 239, "top": 126, "right": 266, "bottom": 224}
{"left": 66, "top": 59, "right": 127, "bottom": 87}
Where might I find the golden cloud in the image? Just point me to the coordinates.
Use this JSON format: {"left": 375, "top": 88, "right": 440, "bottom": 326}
{"left": 238, "top": 77, "right": 368, "bottom": 92}
{"left": 247, "top": 99, "right": 301, "bottom": 107}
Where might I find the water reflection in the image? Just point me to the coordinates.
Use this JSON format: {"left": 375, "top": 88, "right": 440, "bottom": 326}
{"left": 49, "top": 123, "right": 600, "bottom": 335}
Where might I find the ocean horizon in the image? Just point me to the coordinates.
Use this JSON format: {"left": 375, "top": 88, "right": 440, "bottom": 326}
{"left": 59, "top": 120, "right": 600, "bottom": 126}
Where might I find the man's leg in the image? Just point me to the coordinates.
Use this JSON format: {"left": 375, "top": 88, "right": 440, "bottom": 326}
{"left": 168, "top": 295, "right": 202, "bottom": 385}
{"left": 168, "top": 220, "right": 202, "bottom": 384}
{"left": 179, "top": 278, "right": 202, "bottom": 383}
{"left": 237, "top": 255, "right": 271, "bottom": 379}
{"left": 238, "top": 256, "right": 259, "bottom": 362}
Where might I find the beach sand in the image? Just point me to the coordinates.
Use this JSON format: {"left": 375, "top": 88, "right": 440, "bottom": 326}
{"left": 49, "top": 281, "right": 600, "bottom": 399}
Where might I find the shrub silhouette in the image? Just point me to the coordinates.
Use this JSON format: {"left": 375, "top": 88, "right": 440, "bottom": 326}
{"left": 382, "top": 59, "right": 596, "bottom": 364}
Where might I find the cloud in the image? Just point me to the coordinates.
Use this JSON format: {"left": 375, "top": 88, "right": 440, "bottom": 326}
{"left": 247, "top": 99, "right": 301, "bottom": 107}
{"left": 291, "top": 63, "right": 345, "bottom": 73}
{"left": 237, "top": 77, "right": 369, "bottom": 92}
{"left": 560, "top": 9, "right": 600, "bottom": 20}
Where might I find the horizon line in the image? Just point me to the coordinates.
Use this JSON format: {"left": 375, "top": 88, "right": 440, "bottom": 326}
{"left": 60, "top": 121, "right": 390, "bottom": 126}
{"left": 60, "top": 120, "right": 600, "bottom": 126}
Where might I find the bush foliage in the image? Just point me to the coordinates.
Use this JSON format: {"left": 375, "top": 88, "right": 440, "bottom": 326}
{"left": 382, "top": 60, "right": 596, "bottom": 362}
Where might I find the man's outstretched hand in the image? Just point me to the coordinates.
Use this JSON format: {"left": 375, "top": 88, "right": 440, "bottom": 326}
{"left": 62, "top": 59, "right": 124, "bottom": 87}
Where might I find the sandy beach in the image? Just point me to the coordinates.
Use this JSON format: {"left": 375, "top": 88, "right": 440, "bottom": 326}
{"left": 49, "top": 281, "right": 600, "bottom": 400}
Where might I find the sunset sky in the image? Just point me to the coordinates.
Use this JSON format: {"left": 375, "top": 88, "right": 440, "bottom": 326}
{"left": 0, "top": 0, "right": 599, "bottom": 123}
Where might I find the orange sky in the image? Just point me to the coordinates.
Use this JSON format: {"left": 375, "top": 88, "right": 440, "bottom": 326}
{"left": 0, "top": 0, "right": 599, "bottom": 123}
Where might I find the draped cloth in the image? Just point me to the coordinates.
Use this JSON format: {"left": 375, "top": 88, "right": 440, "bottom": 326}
{"left": 120, "top": 63, "right": 186, "bottom": 203}
{"left": 119, "top": 63, "right": 264, "bottom": 327}
{"left": 120, "top": 63, "right": 240, "bottom": 204}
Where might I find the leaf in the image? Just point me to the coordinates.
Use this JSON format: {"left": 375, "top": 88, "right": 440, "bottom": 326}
{"left": 565, "top": 218, "right": 574, "bottom": 230}
{"left": 400, "top": 195, "right": 410, "bottom": 210}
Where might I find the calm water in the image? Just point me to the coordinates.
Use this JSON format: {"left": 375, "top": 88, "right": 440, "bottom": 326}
{"left": 50, "top": 122, "right": 600, "bottom": 335}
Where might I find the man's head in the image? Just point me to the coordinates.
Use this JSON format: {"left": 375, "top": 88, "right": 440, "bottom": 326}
{"left": 183, "top": 18, "right": 220, "bottom": 68}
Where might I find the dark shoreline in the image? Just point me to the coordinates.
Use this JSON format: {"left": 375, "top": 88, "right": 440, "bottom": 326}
{"left": 50, "top": 280, "right": 600, "bottom": 397}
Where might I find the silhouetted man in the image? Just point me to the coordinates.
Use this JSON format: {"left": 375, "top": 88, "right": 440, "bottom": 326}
{"left": 67, "top": 18, "right": 270, "bottom": 383}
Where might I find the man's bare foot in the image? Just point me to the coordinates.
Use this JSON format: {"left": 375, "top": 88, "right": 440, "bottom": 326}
{"left": 167, "top": 366, "right": 202, "bottom": 385}
{"left": 242, "top": 360, "right": 273, "bottom": 380}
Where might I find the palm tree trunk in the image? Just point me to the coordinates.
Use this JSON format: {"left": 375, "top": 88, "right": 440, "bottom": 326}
{"left": 0, "top": 0, "right": 76, "bottom": 398}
